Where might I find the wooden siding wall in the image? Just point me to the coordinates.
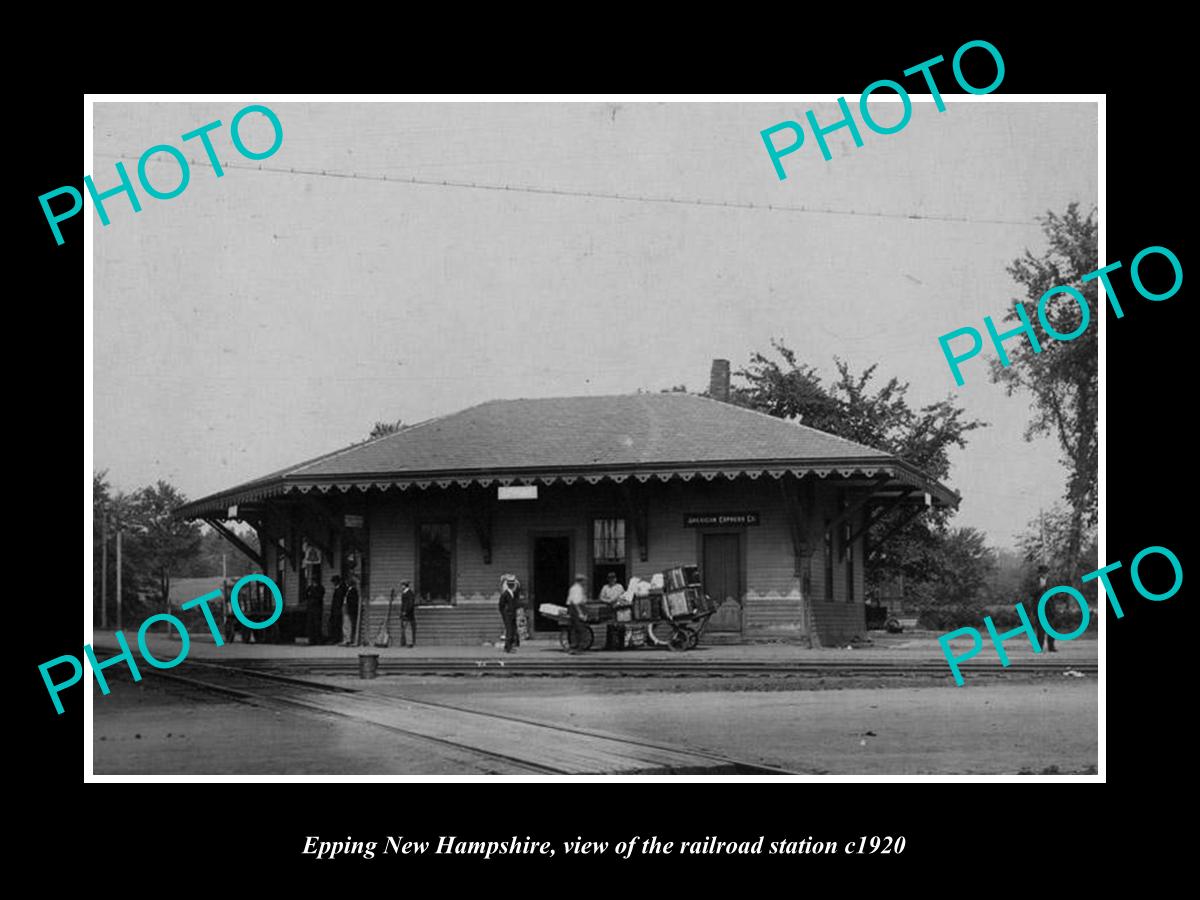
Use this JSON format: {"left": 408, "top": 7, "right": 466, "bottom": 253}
{"left": 327, "top": 477, "right": 868, "bottom": 646}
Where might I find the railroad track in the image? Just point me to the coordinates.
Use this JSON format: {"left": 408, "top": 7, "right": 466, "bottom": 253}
{"left": 147, "top": 658, "right": 791, "bottom": 775}
{"left": 226, "top": 657, "right": 1099, "bottom": 679}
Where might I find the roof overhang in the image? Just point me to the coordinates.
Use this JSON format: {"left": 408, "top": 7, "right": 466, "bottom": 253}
{"left": 174, "top": 458, "right": 959, "bottom": 521}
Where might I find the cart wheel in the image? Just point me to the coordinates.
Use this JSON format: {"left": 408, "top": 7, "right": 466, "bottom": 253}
{"left": 648, "top": 621, "right": 674, "bottom": 647}
{"left": 668, "top": 629, "right": 690, "bottom": 652}
{"left": 560, "top": 625, "right": 594, "bottom": 651}
{"left": 686, "top": 630, "right": 700, "bottom": 650}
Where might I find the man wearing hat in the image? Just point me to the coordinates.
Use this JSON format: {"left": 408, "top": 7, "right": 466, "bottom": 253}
{"left": 304, "top": 574, "right": 326, "bottom": 646}
{"left": 399, "top": 579, "right": 417, "bottom": 647}
{"left": 599, "top": 571, "right": 625, "bottom": 603}
{"left": 498, "top": 574, "right": 521, "bottom": 653}
{"left": 566, "top": 574, "right": 588, "bottom": 653}
{"left": 1033, "top": 564, "right": 1059, "bottom": 652}
{"left": 328, "top": 574, "right": 347, "bottom": 645}
{"left": 344, "top": 575, "right": 361, "bottom": 646}
{"left": 600, "top": 572, "right": 625, "bottom": 649}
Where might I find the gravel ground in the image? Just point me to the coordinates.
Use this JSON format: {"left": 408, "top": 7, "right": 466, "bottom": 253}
{"left": 91, "top": 674, "right": 535, "bottom": 774}
{"left": 91, "top": 668, "right": 1097, "bottom": 775}
{"left": 338, "top": 675, "right": 1097, "bottom": 774}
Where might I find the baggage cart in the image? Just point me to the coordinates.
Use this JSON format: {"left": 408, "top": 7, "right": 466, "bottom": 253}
{"left": 542, "top": 565, "right": 716, "bottom": 652}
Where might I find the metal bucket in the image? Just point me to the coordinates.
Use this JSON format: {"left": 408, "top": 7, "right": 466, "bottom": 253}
{"left": 357, "top": 652, "right": 379, "bottom": 679}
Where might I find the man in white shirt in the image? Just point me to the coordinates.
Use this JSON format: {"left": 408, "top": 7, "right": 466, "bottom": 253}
{"left": 566, "top": 574, "right": 589, "bottom": 653}
{"left": 598, "top": 571, "right": 625, "bottom": 603}
{"left": 598, "top": 572, "right": 626, "bottom": 649}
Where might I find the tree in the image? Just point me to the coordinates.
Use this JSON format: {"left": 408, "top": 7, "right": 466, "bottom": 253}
{"left": 732, "top": 342, "right": 841, "bottom": 430}
{"left": 921, "top": 527, "right": 997, "bottom": 608}
{"left": 1017, "top": 504, "right": 1098, "bottom": 596}
{"left": 734, "top": 342, "right": 985, "bottom": 482}
{"left": 910, "top": 526, "right": 1002, "bottom": 629}
{"left": 122, "top": 481, "right": 203, "bottom": 614}
{"left": 93, "top": 471, "right": 113, "bottom": 621}
{"left": 369, "top": 419, "right": 405, "bottom": 439}
{"left": 94, "top": 470, "right": 137, "bottom": 624}
{"left": 733, "top": 341, "right": 987, "bottom": 595}
{"left": 990, "top": 203, "right": 1098, "bottom": 584}
{"left": 988, "top": 547, "right": 1029, "bottom": 607}
{"left": 178, "top": 526, "right": 260, "bottom": 578}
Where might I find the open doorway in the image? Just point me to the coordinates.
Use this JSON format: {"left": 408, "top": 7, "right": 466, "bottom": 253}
{"left": 532, "top": 533, "right": 572, "bottom": 633}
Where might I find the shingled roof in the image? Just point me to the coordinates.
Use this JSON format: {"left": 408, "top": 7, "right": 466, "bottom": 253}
{"left": 176, "top": 392, "right": 957, "bottom": 518}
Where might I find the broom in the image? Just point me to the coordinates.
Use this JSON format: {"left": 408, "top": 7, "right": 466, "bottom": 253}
{"left": 374, "top": 588, "right": 395, "bottom": 647}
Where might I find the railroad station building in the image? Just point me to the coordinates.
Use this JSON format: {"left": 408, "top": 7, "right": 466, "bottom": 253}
{"left": 176, "top": 362, "right": 957, "bottom": 647}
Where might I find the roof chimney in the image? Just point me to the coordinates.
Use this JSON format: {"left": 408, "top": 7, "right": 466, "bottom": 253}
{"left": 708, "top": 359, "right": 731, "bottom": 403}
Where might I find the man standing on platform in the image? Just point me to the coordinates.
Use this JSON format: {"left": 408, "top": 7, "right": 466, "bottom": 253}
{"left": 566, "top": 574, "right": 588, "bottom": 654}
{"left": 328, "top": 574, "right": 347, "bottom": 645}
{"left": 221, "top": 577, "right": 237, "bottom": 644}
{"left": 599, "top": 571, "right": 626, "bottom": 650}
{"left": 305, "top": 575, "right": 326, "bottom": 646}
{"left": 399, "top": 579, "right": 417, "bottom": 648}
{"left": 345, "top": 575, "right": 362, "bottom": 646}
{"left": 498, "top": 574, "right": 521, "bottom": 653}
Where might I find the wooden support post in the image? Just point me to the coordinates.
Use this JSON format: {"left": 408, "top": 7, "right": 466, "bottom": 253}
{"left": 778, "top": 475, "right": 807, "bottom": 577}
{"left": 258, "top": 509, "right": 295, "bottom": 569}
{"left": 203, "top": 518, "right": 264, "bottom": 568}
{"left": 462, "top": 487, "right": 493, "bottom": 565}
{"left": 294, "top": 510, "right": 332, "bottom": 559}
{"left": 620, "top": 482, "right": 649, "bottom": 562}
{"left": 297, "top": 498, "right": 339, "bottom": 558}
{"left": 826, "top": 477, "right": 889, "bottom": 561}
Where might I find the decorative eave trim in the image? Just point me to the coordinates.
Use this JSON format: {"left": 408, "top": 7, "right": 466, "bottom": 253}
{"left": 174, "top": 458, "right": 957, "bottom": 520}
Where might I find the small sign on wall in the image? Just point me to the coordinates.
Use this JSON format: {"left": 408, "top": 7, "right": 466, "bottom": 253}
{"left": 499, "top": 485, "right": 538, "bottom": 500}
{"left": 344, "top": 514, "right": 365, "bottom": 528}
{"left": 684, "top": 512, "right": 760, "bottom": 527}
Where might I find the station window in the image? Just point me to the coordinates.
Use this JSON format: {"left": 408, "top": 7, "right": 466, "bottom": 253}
{"left": 593, "top": 518, "right": 626, "bottom": 563}
{"left": 417, "top": 521, "right": 454, "bottom": 604}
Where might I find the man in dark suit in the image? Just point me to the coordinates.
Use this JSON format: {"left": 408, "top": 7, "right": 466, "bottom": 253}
{"left": 345, "top": 576, "right": 361, "bottom": 646}
{"left": 328, "top": 574, "right": 347, "bottom": 645}
{"left": 399, "top": 579, "right": 417, "bottom": 647}
{"left": 305, "top": 576, "right": 326, "bottom": 646}
{"left": 498, "top": 574, "right": 521, "bottom": 653}
{"left": 1032, "top": 564, "right": 1058, "bottom": 652}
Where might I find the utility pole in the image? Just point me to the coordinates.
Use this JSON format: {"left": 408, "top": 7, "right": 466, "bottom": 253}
{"left": 100, "top": 513, "right": 109, "bottom": 630}
{"left": 115, "top": 528, "right": 123, "bottom": 632}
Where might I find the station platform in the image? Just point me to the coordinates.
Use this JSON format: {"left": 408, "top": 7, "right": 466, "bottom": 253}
{"left": 93, "top": 627, "right": 1099, "bottom": 667}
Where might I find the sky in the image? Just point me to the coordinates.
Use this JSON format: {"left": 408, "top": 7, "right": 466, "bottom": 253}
{"left": 91, "top": 100, "right": 1098, "bottom": 549}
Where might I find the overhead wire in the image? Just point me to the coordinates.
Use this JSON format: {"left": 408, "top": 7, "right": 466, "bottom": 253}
{"left": 94, "top": 152, "right": 1040, "bottom": 228}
